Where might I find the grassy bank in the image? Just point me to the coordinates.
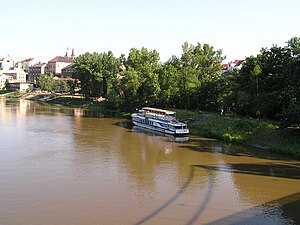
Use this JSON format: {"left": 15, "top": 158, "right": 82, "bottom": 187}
{"left": 0, "top": 90, "right": 14, "bottom": 96}
{"left": 188, "top": 112, "right": 300, "bottom": 159}
{"left": 45, "top": 96, "right": 103, "bottom": 108}
{"left": 26, "top": 94, "right": 127, "bottom": 117}
{"left": 0, "top": 90, "right": 10, "bottom": 94}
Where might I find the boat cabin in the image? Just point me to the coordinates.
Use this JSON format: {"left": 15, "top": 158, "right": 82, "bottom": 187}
{"left": 139, "top": 107, "right": 176, "bottom": 121}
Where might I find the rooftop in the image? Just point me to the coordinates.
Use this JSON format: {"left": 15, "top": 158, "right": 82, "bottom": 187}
{"left": 49, "top": 56, "right": 74, "bottom": 63}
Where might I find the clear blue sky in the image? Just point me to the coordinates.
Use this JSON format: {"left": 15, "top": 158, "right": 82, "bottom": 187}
{"left": 1, "top": 0, "right": 299, "bottom": 63}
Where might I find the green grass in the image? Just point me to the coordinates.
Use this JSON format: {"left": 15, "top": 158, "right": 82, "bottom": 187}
{"left": 5, "top": 90, "right": 22, "bottom": 98}
{"left": 0, "top": 90, "right": 12, "bottom": 95}
{"left": 189, "top": 113, "right": 270, "bottom": 142}
{"left": 44, "top": 96, "right": 104, "bottom": 108}
{"left": 185, "top": 111, "right": 300, "bottom": 159}
{"left": 267, "top": 129, "right": 300, "bottom": 159}
{"left": 170, "top": 108, "right": 199, "bottom": 120}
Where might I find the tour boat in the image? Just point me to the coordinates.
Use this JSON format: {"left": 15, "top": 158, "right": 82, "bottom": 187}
{"left": 131, "top": 107, "right": 189, "bottom": 135}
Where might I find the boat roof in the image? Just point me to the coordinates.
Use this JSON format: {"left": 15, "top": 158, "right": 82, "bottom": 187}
{"left": 142, "top": 107, "right": 175, "bottom": 115}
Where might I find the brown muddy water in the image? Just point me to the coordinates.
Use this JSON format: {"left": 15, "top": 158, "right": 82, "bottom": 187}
{"left": 0, "top": 99, "right": 299, "bottom": 225}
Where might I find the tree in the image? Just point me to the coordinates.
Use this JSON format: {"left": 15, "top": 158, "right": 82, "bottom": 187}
{"left": 124, "top": 47, "right": 161, "bottom": 107}
{"left": 157, "top": 62, "right": 180, "bottom": 108}
{"left": 36, "top": 74, "right": 55, "bottom": 92}
{"left": 4, "top": 79, "right": 10, "bottom": 90}
{"left": 119, "top": 68, "right": 140, "bottom": 111}
{"left": 280, "top": 101, "right": 300, "bottom": 127}
{"left": 280, "top": 37, "right": 300, "bottom": 126}
{"left": 234, "top": 37, "right": 300, "bottom": 123}
{"left": 177, "top": 42, "right": 199, "bottom": 109}
{"left": 56, "top": 80, "right": 69, "bottom": 93}
{"left": 73, "top": 52, "right": 120, "bottom": 99}
{"left": 177, "top": 42, "right": 225, "bottom": 109}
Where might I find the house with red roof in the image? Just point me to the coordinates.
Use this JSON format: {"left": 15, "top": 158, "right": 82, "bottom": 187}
{"left": 221, "top": 59, "right": 244, "bottom": 75}
{"left": 44, "top": 56, "right": 74, "bottom": 75}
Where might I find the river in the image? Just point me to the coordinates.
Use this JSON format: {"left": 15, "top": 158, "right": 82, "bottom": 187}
{"left": 0, "top": 98, "right": 299, "bottom": 225}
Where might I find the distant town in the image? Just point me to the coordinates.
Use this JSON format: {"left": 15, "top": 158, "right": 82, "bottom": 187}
{"left": 0, "top": 48, "right": 244, "bottom": 92}
{"left": 0, "top": 48, "right": 76, "bottom": 92}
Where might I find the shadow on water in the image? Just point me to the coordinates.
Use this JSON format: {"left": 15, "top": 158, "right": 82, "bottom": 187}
{"left": 113, "top": 120, "right": 132, "bottom": 129}
{"left": 201, "top": 192, "right": 300, "bottom": 225}
{"left": 197, "top": 163, "right": 300, "bottom": 225}
{"left": 132, "top": 163, "right": 300, "bottom": 225}
{"left": 133, "top": 165, "right": 214, "bottom": 225}
{"left": 194, "top": 163, "right": 300, "bottom": 180}
{"left": 179, "top": 136, "right": 297, "bottom": 161}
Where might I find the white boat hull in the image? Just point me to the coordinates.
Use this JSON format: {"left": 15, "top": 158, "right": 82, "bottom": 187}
{"left": 132, "top": 113, "right": 189, "bottom": 135}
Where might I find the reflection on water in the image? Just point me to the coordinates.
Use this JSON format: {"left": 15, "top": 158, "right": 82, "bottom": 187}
{"left": 0, "top": 98, "right": 300, "bottom": 225}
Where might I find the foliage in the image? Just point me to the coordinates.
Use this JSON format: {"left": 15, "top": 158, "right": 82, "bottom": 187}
{"left": 4, "top": 79, "right": 10, "bottom": 90}
{"left": 35, "top": 73, "right": 77, "bottom": 93}
{"left": 0, "top": 90, "right": 11, "bottom": 95}
{"left": 171, "top": 108, "right": 198, "bottom": 120}
{"left": 191, "top": 113, "right": 273, "bottom": 143}
{"left": 119, "top": 67, "right": 140, "bottom": 111}
{"left": 26, "top": 85, "right": 33, "bottom": 93}
{"left": 280, "top": 101, "right": 300, "bottom": 127}
{"left": 71, "top": 37, "right": 299, "bottom": 128}
{"left": 124, "top": 47, "right": 161, "bottom": 108}
{"left": 73, "top": 51, "right": 121, "bottom": 99}
{"left": 175, "top": 42, "right": 225, "bottom": 109}
{"left": 6, "top": 90, "right": 21, "bottom": 98}
{"left": 36, "top": 74, "right": 55, "bottom": 92}
{"left": 232, "top": 37, "right": 300, "bottom": 127}
{"left": 157, "top": 63, "right": 180, "bottom": 108}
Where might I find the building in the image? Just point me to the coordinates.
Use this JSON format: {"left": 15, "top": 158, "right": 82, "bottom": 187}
{"left": 0, "top": 68, "right": 26, "bottom": 83}
{"left": 0, "top": 55, "right": 14, "bottom": 70}
{"left": 44, "top": 56, "right": 74, "bottom": 75}
{"left": 9, "top": 82, "right": 33, "bottom": 92}
{"left": 221, "top": 59, "right": 245, "bottom": 75}
{"left": 229, "top": 59, "right": 244, "bottom": 71}
{"left": 221, "top": 63, "right": 229, "bottom": 75}
{"left": 28, "top": 63, "right": 47, "bottom": 84}
{"left": 45, "top": 49, "right": 75, "bottom": 75}
{"left": 61, "top": 63, "right": 74, "bottom": 78}
{"left": 15, "top": 58, "right": 36, "bottom": 73}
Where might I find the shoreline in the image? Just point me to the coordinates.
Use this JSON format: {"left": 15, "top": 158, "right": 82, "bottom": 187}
{"left": 3, "top": 92, "right": 300, "bottom": 160}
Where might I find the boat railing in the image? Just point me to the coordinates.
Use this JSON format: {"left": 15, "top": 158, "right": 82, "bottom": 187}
{"left": 144, "top": 113, "right": 176, "bottom": 121}
{"left": 137, "top": 108, "right": 177, "bottom": 121}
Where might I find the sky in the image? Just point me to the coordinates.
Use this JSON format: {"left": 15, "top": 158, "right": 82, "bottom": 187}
{"left": 1, "top": 0, "right": 299, "bottom": 63}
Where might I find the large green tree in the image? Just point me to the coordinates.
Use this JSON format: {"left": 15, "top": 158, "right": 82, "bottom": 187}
{"left": 124, "top": 47, "right": 162, "bottom": 108}
{"left": 73, "top": 52, "right": 120, "bottom": 99}
{"left": 36, "top": 73, "right": 55, "bottom": 92}
{"left": 157, "top": 61, "right": 180, "bottom": 108}
{"left": 235, "top": 37, "right": 300, "bottom": 125}
{"left": 119, "top": 68, "right": 140, "bottom": 111}
{"left": 177, "top": 42, "right": 225, "bottom": 109}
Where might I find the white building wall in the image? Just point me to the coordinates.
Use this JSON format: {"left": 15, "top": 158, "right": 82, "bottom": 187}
{"left": 55, "top": 62, "right": 72, "bottom": 74}
{"left": 0, "top": 56, "right": 14, "bottom": 70}
{"left": 0, "top": 68, "right": 26, "bottom": 83}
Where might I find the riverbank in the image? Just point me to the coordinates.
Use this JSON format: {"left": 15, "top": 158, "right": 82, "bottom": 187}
{"left": 187, "top": 112, "right": 300, "bottom": 159}
{"left": 4, "top": 92, "right": 300, "bottom": 159}
{"left": 20, "top": 92, "right": 122, "bottom": 116}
